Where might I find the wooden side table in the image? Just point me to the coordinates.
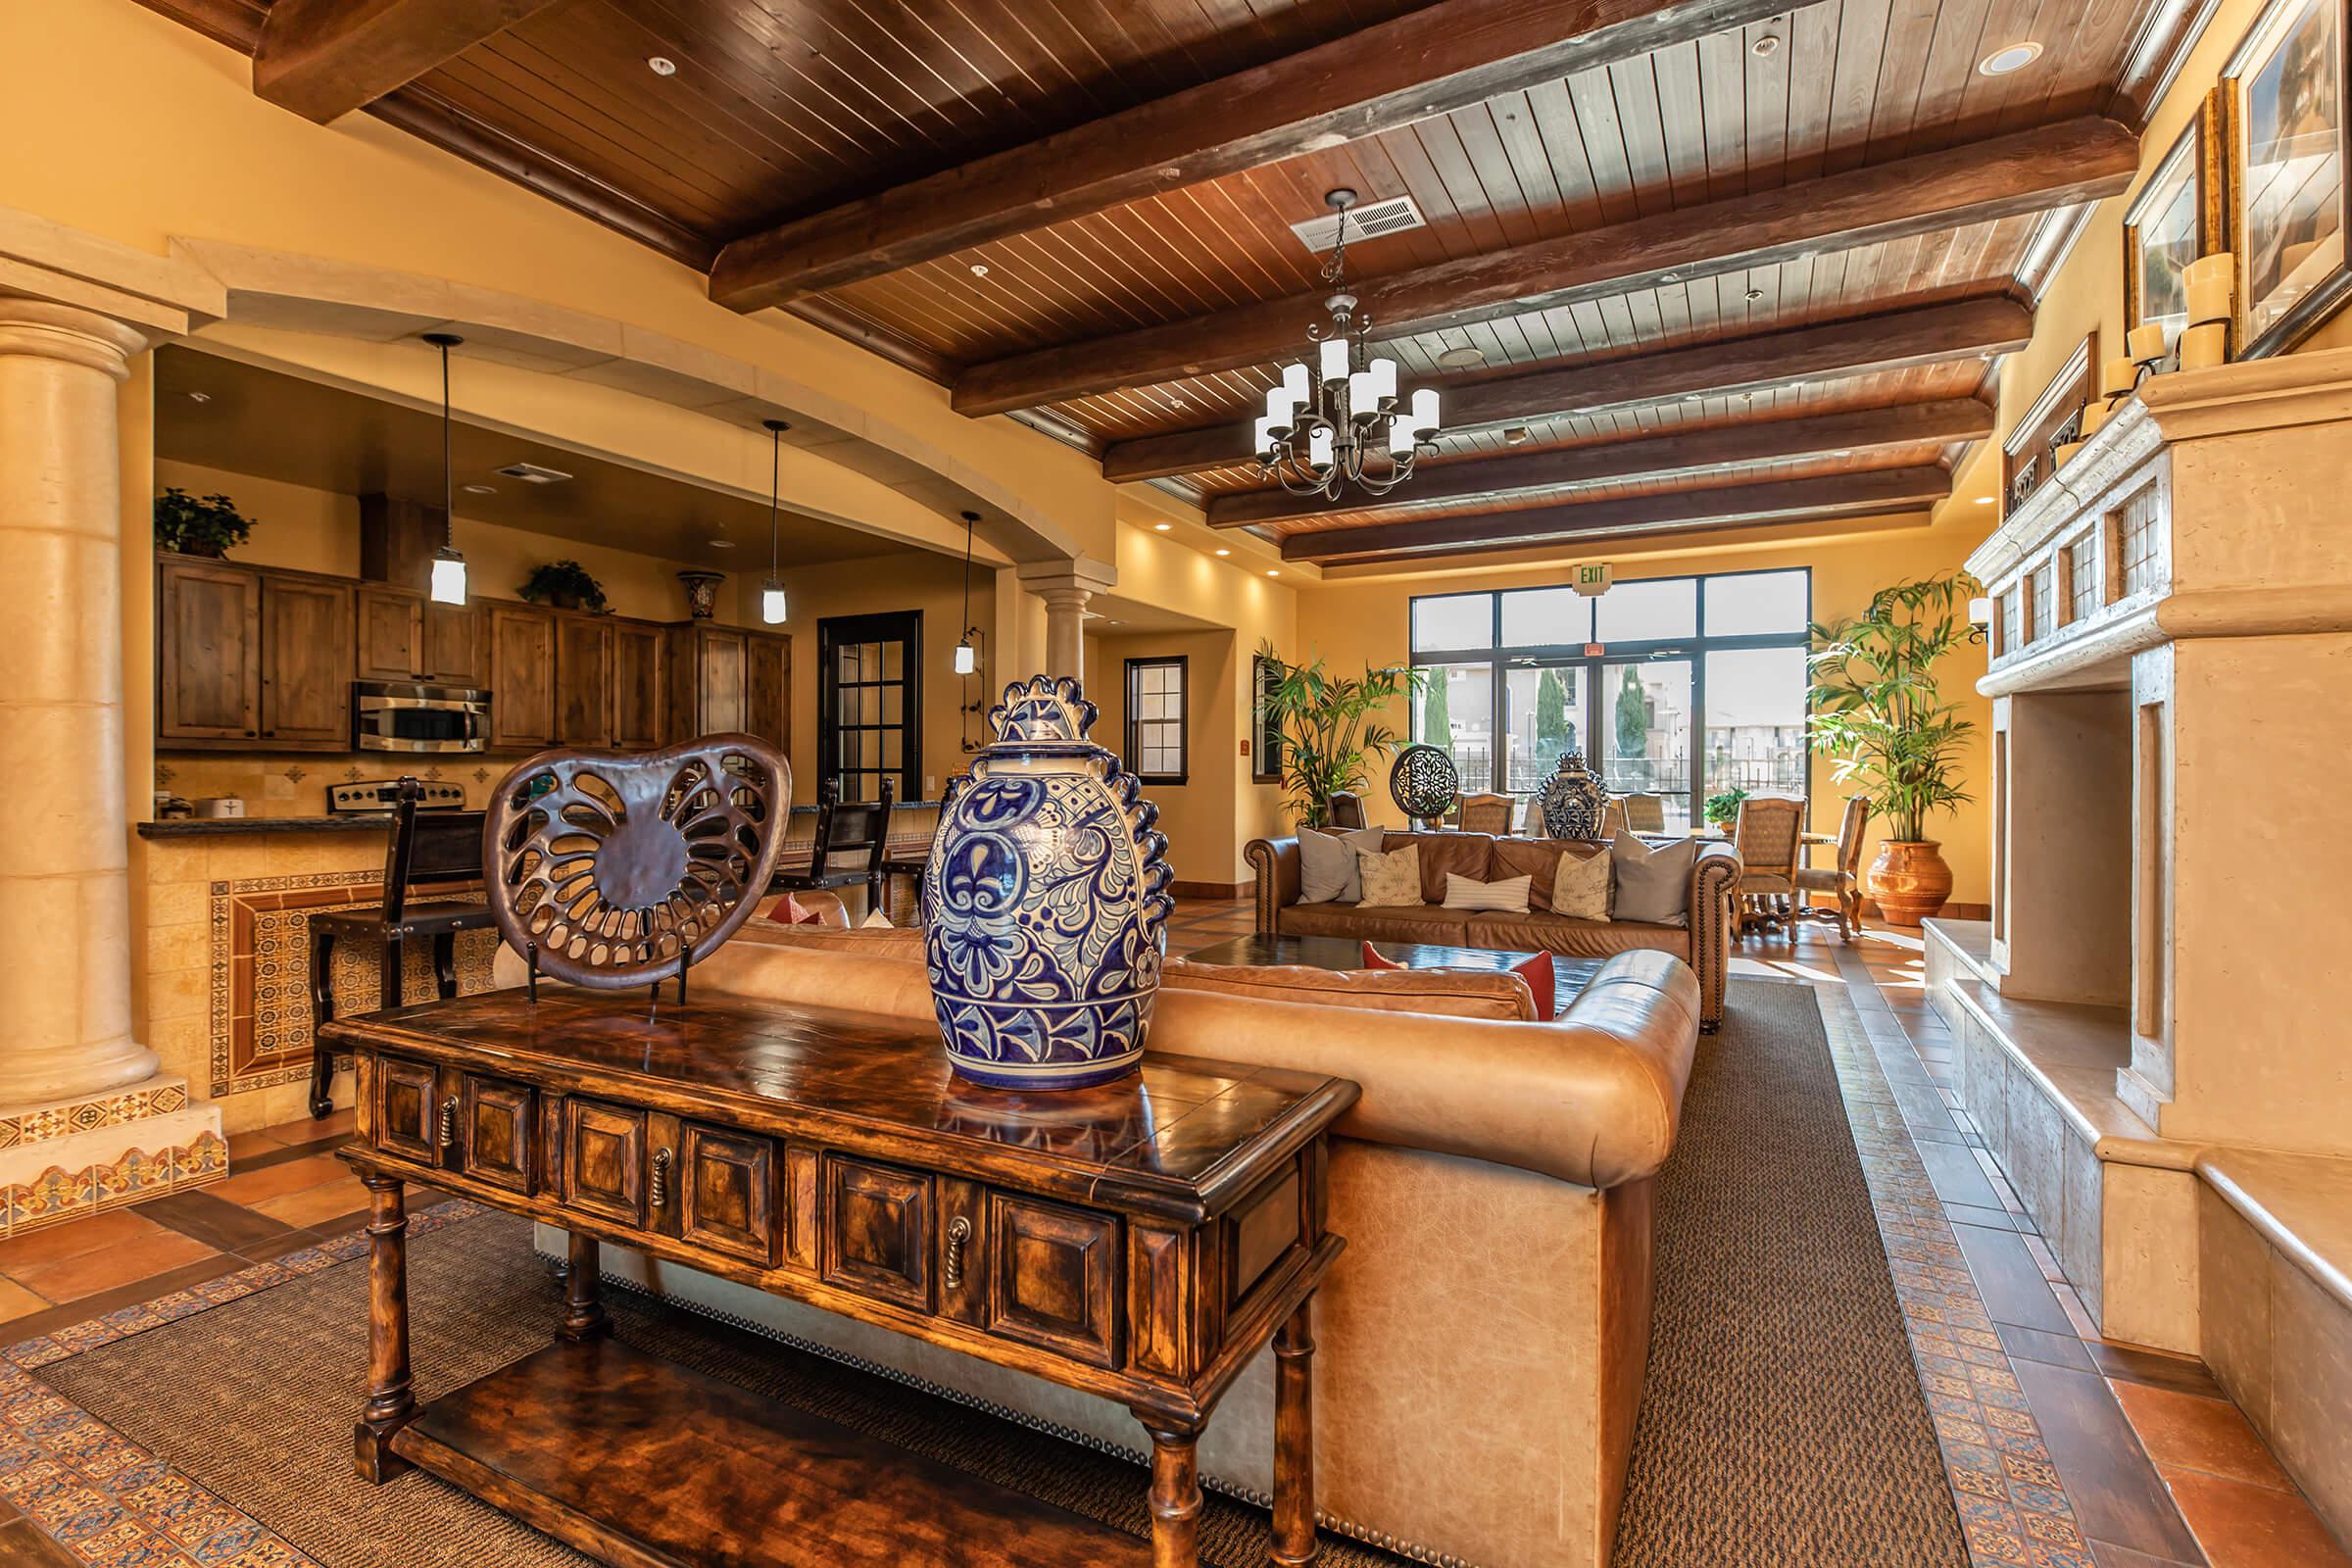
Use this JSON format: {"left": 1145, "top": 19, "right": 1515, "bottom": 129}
{"left": 326, "top": 986, "right": 1357, "bottom": 1568}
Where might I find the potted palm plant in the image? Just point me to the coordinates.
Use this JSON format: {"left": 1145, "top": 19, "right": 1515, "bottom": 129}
{"left": 1254, "top": 641, "right": 1426, "bottom": 829}
{"left": 1807, "top": 571, "right": 1984, "bottom": 926}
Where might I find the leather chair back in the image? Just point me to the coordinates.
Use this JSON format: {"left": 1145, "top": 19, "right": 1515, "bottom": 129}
{"left": 810, "top": 775, "right": 894, "bottom": 880}
{"left": 381, "top": 777, "right": 485, "bottom": 923}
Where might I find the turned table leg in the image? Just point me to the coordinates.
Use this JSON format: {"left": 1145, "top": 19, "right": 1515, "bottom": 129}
{"left": 1144, "top": 1426, "right": 1202, "bottom": 1568}
{"left": 354, "top": 1172, "right": 415, "bottom": 1482}
{"left": 558, "top": 1231, "right": 610, "bottom": 1343}
{"left": 1272, "top": 1298, "right": 1318, "bottom": 1566}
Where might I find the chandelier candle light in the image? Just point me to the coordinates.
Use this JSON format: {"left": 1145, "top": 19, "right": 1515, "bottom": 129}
{"left": 1255, "top": 189, "right": 1442, "bottom": 499}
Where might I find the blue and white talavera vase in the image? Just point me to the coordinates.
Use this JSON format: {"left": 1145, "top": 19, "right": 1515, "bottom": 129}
{"left": 1539, "top": 749, "right": 1611, "bottom": 839}
{"left": 922, "top": 675, "right": 1174, "bottom": 1091}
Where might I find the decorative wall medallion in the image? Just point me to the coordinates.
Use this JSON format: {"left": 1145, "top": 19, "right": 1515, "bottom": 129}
{"left": 923, "top": 676, "right": 1172, "bottom": 1090}
{"left": 1389, "top": 741, "right": 1459, "bottom": 825}
{"left": 1539, "top": 749, "right": 1612, "bottom": 839}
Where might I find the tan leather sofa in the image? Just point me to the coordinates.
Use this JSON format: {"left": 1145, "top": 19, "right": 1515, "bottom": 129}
{"left": 1249, "top": 829, "right": 1741, "bottom": 1030}
{"left": 520, "top": 935, "right": 1701, "bottom": 1568}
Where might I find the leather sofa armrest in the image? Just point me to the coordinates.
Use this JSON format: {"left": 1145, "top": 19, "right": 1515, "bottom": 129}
{"left": 1686, "top": 841, "right": 1741, "bottom": 1033}
{"left": 1246, "top": 836, "right": 1302, "bottom": 936}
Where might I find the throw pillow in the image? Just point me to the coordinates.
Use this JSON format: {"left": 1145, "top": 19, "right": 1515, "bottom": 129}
{"left": 1354, "top": 843, "right": 1423, "bottom": 907}
{"left": 859, "top": 908, "right": 894, "bottom": 929}
{"left": 1610, "top": 831, "right": 1696, "bottom": 926}
{"left": 1442, "top": 872, "right": 1532, "bottom": 913}
{"left": 761, "top": 893, "right": 825, "bottom": 925}
{"left": 1298, "top": 825, "right": 1385, "bottom": 903}
{"left": 1359, "top": 942, "right": 1554, "bottom": 1020}
{"left": 1551, "top": 848, "right": 1611, "bottom": 920}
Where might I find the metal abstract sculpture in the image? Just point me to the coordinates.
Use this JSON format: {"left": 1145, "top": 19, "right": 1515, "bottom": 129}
{"left": 1389, "top": 741, "right": 1460, "bottom": 827}
{"left": 482, "top": 735, "right": 790, "bottom": 990}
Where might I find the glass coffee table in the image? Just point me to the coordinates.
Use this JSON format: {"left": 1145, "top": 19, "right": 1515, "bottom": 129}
{"left": 1183, "top": 933, "right": 1606, "bottom": 1002}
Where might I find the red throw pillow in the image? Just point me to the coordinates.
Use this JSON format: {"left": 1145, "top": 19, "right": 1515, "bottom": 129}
{"left": 1360, "top": 941, "right": 1555, "bottom": 1020}
{"left": 762, "top": 893, "right": 824, "bottom": 925}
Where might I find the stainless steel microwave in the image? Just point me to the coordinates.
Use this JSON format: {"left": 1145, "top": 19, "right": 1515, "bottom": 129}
{"left": 353, "top": 680, "right": 490, "bottom": 754}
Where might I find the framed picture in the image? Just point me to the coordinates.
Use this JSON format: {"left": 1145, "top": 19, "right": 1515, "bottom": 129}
{"left": 2000, "top": 333, "right": 2096, "bottom": 512}
{"left": 2125, "top": 96, "right": 2225, "bottom": 350}
{"left": 2226, "top": 0, "right": 2350, "bottom": 357}
{"left": 1250, "top": 655, "right": 1284, "bottom": 783}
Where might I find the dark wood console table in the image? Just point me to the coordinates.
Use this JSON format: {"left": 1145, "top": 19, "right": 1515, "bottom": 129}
{"left": 324, "top": 985, "right": 1357, "bottom": 1568}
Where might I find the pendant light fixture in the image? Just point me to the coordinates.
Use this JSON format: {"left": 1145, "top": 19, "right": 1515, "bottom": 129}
{"left": 953, "top": 511, "right": 980, "bottom": 675}
{"left": 422, "top": 332, "right": 467, "bottom": 605}
{"left": 760, "top": 418, "right": 790, "bottom": 624}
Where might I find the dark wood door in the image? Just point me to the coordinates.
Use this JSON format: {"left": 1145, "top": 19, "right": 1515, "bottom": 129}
{"left": 259, "top": 574, "right": 354, "bottom": 746}
{"left": 356, "top": 585, "right": 425, "bottom": 680}
{"left": 612, "top": 622, "right": 662, "bottom": 749}
{"left": 747, "top": 631, "right": 791, "bottom": 753}
{"left": 555, "top": 615, "right": 613, "bottom": 747}
{"left": 424, "top": 601, "right": 483, "bottom": 685}
{"left": 157, "top": 558, "right": 262, "bottom": 742}
{"left": 489, "top": 604, "right": 557, "bottom": 751}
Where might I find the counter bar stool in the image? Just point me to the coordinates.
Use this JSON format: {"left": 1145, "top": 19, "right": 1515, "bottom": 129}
{"left": 772, "top": 774, "right": 895, "bottom": 918}
{"left": 308, "top": 778, "right": 493, "bottom": 1117}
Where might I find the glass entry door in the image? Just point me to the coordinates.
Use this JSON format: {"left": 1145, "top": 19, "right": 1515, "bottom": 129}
{"left": 818, "top": 611, "right": 921, "bottom": 804}
{"left": 1504, "top": 662, "right": 1589, "bottom": 796}
{"left": 1596, "top": 660, "right": 1693, "bottom": 833}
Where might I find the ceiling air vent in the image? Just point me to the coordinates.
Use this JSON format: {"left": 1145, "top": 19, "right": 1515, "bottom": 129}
{"left": 494, "top": 462, "right": 574, "bottom": 485}
{"left": 1289, "top": 194, "right": 1424, "bottom": 254}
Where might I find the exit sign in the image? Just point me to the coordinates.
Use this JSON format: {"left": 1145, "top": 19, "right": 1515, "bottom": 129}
{"left": 1571, "top": 563, "right": 1613, "bottom": 596}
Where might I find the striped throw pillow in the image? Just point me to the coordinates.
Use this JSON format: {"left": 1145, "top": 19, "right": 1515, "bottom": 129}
{"left": 1443, "top": 872, "right": 1532, "bottom": 913}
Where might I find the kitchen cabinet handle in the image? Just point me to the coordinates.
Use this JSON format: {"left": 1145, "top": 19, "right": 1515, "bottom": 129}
{"left": 649, "top": 1147, "right": 673, "bottom": 1207}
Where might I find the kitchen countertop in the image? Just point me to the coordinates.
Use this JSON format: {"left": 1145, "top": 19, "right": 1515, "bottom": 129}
{"left": 136, "top": 799, "right": 947, "bottom": 839}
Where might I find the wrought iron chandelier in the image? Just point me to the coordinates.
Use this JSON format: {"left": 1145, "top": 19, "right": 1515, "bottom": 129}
{"left": 1253, "top": 188, "right": 1441, "bottom": 499}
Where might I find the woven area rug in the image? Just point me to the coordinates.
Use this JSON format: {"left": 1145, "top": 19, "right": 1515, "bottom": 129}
{"left": 1610, "top": 979, "right": 1969, "bottom": 1566}
{"left": 33, "top": 979, "right": 1966, "bottom": 1568}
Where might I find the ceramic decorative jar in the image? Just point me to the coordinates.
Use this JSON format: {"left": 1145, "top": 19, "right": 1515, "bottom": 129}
{"left": 675, "top": 569, "right": 725, "bottom": 619}
{"left": 923, "top": 676, "right": 1173, "bottom": 1090}
{"left": 1539, "top": 749, "right": 1610, "bottom": 839}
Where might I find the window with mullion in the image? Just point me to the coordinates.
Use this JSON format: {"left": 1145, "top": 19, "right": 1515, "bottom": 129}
{"left": 1125, "top": 657, "right": 1188, "bottom": 785}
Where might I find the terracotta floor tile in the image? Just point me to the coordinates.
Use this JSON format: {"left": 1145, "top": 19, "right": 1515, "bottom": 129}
{"left": 206, "top": 1151, "right": 351, "bottom": 1204}
{"left": 2167, "top": 1470, "right": 2352, "bottom": 1568}
{"left": 225, "top": 1128, "right": 288, "bottom": 1163}
{"left": 0, "top": 1277, "right": 48, "bottom": 1322}
{"left": 2114, "top": 1382, "right": 2293, "bottom": 1491}
{"left": 250, "top": 1180, "right": 371, "bottom": 1230}
{"left": 3, "top": 1227, "right": 221, "bottom": 1305}
{"left": 2089, "top": 1542, "right": 2202, "bottom": 1568}
{"left": 2091, "top": 1340, "right": 2230, "bottom": 1400}
{"left": 2012, "top": 1356, "right": 2206, "bottom": 1561}
{"left": 0, "top": 1207, "right": 170, "bottom": 1272}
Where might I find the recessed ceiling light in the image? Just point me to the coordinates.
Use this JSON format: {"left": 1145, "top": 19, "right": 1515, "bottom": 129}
{"left": 1152, "top": 522, "right": 1171, "bottom": 531}
{"left": 708, "top": 538, "right": 735, "bottom": 549}
{"left": 647, "top": 56, "right": 677, "bottom": 76}
{"left": 1438, "top": 346, "right": 1486, "bottom": 368}
{"left": 1833, "top": 449, "right": 1853, "bottom": 457}
{"left": 969, "top": 263, "right": 989, "bottom": 277}
{"left": 1751, "top": 33, "right": 1781, "bottom": 56}
{"left": 1974, "top": 496, "right": 1995, "bottom": 506}
{"left": 1504, "top": 426, "right": 1532, "bottom": 445}
{"left": 1744, "top": 287, "right": 1765, "bottom": 301}
{"left": 185, "top": 390, "right": 212, "bottom": 404}
{"left": 1661, "top": 272, "right": 1681, "bottom": 284}
{"left": 461, "top": 482, "right": 497, "bottom": 495}
{"left": 1266, "top": 569, "right": 1282, "bottom": 577}
{"left": 1977, "top": 41, "right": 2041, "bottom": 75}
{"left": 1213, "top": 548, "right": 1231, "bottom": 557}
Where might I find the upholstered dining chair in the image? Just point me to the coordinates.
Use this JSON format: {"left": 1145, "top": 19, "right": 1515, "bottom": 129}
{"left": 1597, "top": 798, "right": 1630, "bottom": 839}
{"left": 1456, "top": 792, "right": 1513, "bottom": 835}
{"left": 1795, "top": 793, "right": 1872, "bottom": 941}
{"left": 1620, "top": 793, "right": 1666, "bottom": 834}
{"left": 1731, "top": 793, "right": 1806, "bottom": 937}
{"left": 1326, "top": 791, "right": 1369, "bottom": 830}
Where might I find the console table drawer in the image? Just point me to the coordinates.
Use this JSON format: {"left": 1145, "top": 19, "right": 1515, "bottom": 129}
{"left": 986, "top": 1192, "right": 1121, "bottom": 1369}
{"left": 822, "top": 1155, "right": 931, "bottom": 1312}
{"left": 374, "top": 1055, "right": 440, "bottom": 1162}
{"left": 563, "top": 1100, "right": 647, "bottom": 1225}
{"left": 678, "top": 1123, "right": 776, "bottom": 1265}
{"left": 454, "top": 1073, "right": 537, "bottom": 1195}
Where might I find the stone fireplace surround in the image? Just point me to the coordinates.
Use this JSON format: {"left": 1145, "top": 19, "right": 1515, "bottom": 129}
{"left": 1939, "top": 346, "right": 2352, "bottom": 1540}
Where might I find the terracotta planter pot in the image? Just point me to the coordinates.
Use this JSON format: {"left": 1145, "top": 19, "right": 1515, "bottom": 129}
{"left": 1870, "top": 839, "right": 1952, "bottom": 927}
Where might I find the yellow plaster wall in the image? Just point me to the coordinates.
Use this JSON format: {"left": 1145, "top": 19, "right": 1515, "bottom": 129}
{"left": 1294, "top": 516, "right": 1995, "bottom": 905}
{"left": 1085, "top": 628, "right": 1249, "bottom": 891}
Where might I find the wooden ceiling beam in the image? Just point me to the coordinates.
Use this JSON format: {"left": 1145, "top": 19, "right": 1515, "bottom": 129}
{"left": 956, "top": 117, "right": 2132, "bottom": 417}
{"left": 1102, "top": 294, "right": 2031, "bottom": 482}
{"left": 1283, "top": 467, "right": 1952, "bottom": 562}
{"left": 254, "top": 0, "right": 562, "bottom": 123}
{"left": 706, "top": 0, "right": 1792, "bottom": 313}
{"left": 1208, "top": 397, "right": 1991, "bottom": 527}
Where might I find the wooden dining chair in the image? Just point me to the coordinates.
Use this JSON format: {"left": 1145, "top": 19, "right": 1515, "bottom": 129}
{"left": 772, "top": 775, "right": 894, "bottom": 916}
{"left": 1456, "top": 792, "right": 1513, "bottom": 835}
{"left": 309, "top": 777, "right": 492, "bottom": 1117}
{"left": 1326, "top": 791, "right": 1368, "bottom": 830}
{"left": 1731, "top": 793, "right": 1806, "bottom": 937}
{"left": 1795, "top": 794, "right": 1872, "bottom": 940}
{"left": 1620, "top": 793, "right": 1666, "bottom": 834}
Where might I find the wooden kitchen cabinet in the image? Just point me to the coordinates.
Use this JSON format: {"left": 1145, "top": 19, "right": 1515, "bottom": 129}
{"left": 157, "top": 557, "right": 262, "bottom": 742}
{"left": 355, "top": 585, "right": 424, "bottom": 681}
{"left": 487, "top": 603, "right": 557, "bottom": 752}
{"left": 746, "top": 631, "right": 790, "bottom": 753}
{"left": 611, "top": 622, "right": 662, "bottom": 750}
{"left": 664, "top": 623, "right": 789, "bottom": 750}
{"left": 555, "top": 615, "right": 613, "bottom": 748}
{"left": 425, "top": 602, "right": 482, "bottom": 686}
{"left": 259, "top": 575, "right": 355, "bottom": 745}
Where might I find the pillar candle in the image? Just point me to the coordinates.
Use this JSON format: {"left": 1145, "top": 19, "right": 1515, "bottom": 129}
{"left": 2052, "top": 440, "right": 2084, "bottom": 470}
{"left": 2102, "top": 357, "right": 2137, "bottom": 398}
{"left": 2126, "top": 321, "right": 2167, "bottom": 363}
{"left": 2179, "top": 320, "right": 2227, "bottom": 370}
{"left": 2079, "top": 400, "right": 2107, "bottom": 438}
{"left": 2185, "top": 270, "right": 2233, "bottom": 322}
{"left": 2183, "top": 251, "right": 2233, "bottom": 291}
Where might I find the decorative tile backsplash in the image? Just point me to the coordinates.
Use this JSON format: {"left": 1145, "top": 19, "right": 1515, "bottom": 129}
{"left": 154, "top": 755, "right": 485, "bottom": 816}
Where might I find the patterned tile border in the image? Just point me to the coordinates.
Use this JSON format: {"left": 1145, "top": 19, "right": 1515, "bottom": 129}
{"left": 0, "top": 1083, "right": 191, "bottom": 1152}
{"left": 3, "top": 1132, "right": 229, "bottom": 1240}
{"left": 1807, "top": 978, "right": 2101, "bottom": 1568}
{"left": 0, "top": 1199, "right": 489, "bottom": 1568}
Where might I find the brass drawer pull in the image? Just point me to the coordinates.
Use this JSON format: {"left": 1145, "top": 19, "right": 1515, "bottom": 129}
{"left": 436, "top": 1101, "right": 458, "bottom": 1150}
{"left": 649, "top": 1148, "right": 673, "bottom": 1207}
{"left": 944, "top": 1216, "right": 972, "bottom": 1290}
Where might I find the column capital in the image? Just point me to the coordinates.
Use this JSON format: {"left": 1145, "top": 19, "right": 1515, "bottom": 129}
{"left": 0, "top": 297, "right": 149, "bottom": 380}
{"left": 1014, "top": 556, "right": 1118, "bottom": 597}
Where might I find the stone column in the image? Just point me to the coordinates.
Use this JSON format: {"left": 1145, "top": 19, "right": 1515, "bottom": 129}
{"left": 0, "top": 298, "right": 161, "bottom": 1102}
{"left": 1015, "top": 558, "right": 1117, "bottom": 686}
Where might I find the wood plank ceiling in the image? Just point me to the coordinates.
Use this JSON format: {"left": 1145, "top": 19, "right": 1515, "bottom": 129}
{"left": 141, "top": 0, "right": 2202, "bottom": 564}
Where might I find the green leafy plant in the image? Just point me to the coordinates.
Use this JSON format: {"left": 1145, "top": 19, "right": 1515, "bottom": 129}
{"left": 1807, "top": 570, "right": 1984, "bottom": 843}
{"left": 153, "top": 488, "right": 253, "bottom": 558}
{"left": 517, "top": 559, "right": 609, "bottom": 613}
{"left": 1703, "top": 787, "right": 1748, "bottom": 829}
{"left": 1534, "top": 667, "right": 1577, "bottom": 771}
{"left": 1255, "top": 641, "right": 1428, "bottom": 828}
